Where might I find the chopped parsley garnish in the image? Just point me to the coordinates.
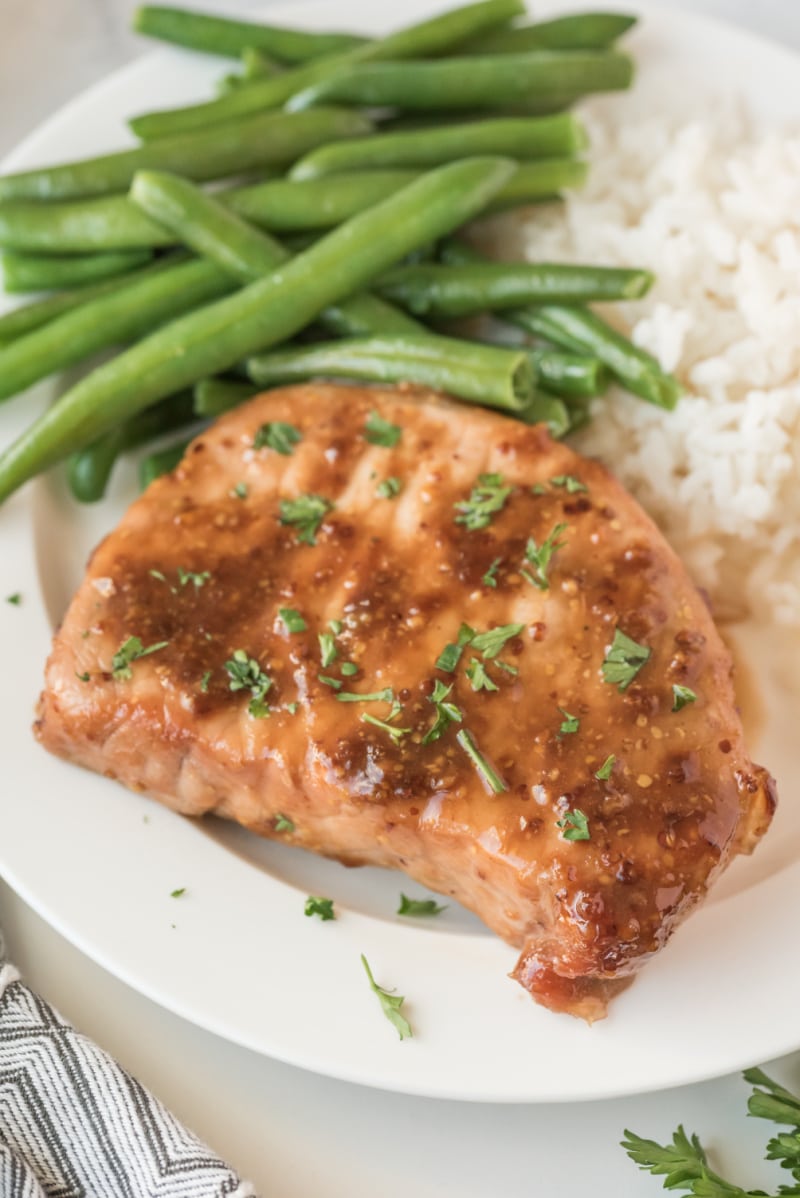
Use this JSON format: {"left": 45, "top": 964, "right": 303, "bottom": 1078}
{"left": 224, "top": 649, "right": 272, "bottom": 718}
{"left": 319, "top": 673, "right": 343, "bottom": 690}
{"left": 521, "top": 522, "right": 568, "bottom": 590}
{"left": 672, "top": 684, "right": 697, "bottom": 712}
{"left": 601, "top": 628, "right": 651, "bottom": 691}
{"left": 376, "top": 476, "right": 402, "bottom": 499}
{"left": 362, "top": 711, "right": 410, "bottom": 743}
{"left": 337, "top": 687, "right": 394, "bottom": 704}
{"left": 558, "top": 708, "right": 580, "bottom": 736}
{"left": 254, "top": 421, "right": 302, "bottom": 455}
{"left": 466, "top": 658, "right": 498, "bottom": 692}
{"left": 482, "top": 557, "right": 501, "bottom": 587}
{"left": 361, "top": 954, "right": 412, "bottom": 1040}
{"left": 285, "top": 702, "right": 299, "bottom": 715}
{"left": 340, "top": 662, "right": 358, "bottom": 677}
{"left": 557, "top": 809, "right": 590, "bottom": 841}
{"left": 422, "top": 680, "right": 463, "bottom": 745}
{"left": 550, "top": 474, "right": 587, "bottom": 494}
{"left": 274, "top": 813, "right": 294, "bottom": 832}
{"left": 170, "top": 887, "right": 186, "bottom": 898}
{"left": 318, "top": 631, "right": 337, "bottom": 667}
{"left": 454, "top": 472, "right": 512, "bottom": 531}
{"left": 230, "top": 482, "right": 248, "bottom": 500}
{"left": 364, "top": 411, "right": 402, "bottom": 447}
{"left": 75, "top": 671, "right": 90, "bottom": 683}
{"left": 5, "top": 592, "right": 21, "bottom": 605}
{"left": 149, "top": 568, "right": 167, "bottom": 583}
{"left": 328, "top": 618, "right": 343, "bottom": 635}
{"left": 456, "top": 728, "right": 507, "bottom": 794}
{"left": 397, "top": 894, "right": 447, "bottom": 918}
{"left": 111, "top": 636, "right": 169, "bottom": 681}
{"left": 177, "top": 567, "right": 211, "bottom": 589}
{"left": 304, "top": 896, "right": 335, "bottom": 921}
{"left": 435, "top": 622, "right": 475, "bottom": 673}
{"left": 200, "top": 670, "right": 211, "bottom": 693}
{"left": 279, "top": 494, "right": 333, "bottom": 545}
{"left": 595, "top": 754, "right": 616, "bottom": 780}
{"left": 279, "top": 607, "right": 307, "bottom": 634}
{"left": 471, "top": 623, "right": 523, "bottom": 659}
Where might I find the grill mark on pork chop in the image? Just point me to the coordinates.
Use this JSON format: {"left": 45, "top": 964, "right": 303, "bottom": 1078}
{"left": 37, "top": 382, "right": 776, "bottom": 1021}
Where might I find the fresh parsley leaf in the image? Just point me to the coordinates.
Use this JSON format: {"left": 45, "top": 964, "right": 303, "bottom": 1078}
{"left": 558, "top": 708, "right": 580, "bottom": 735}
{"left": 5, "top": 592, "right": 21, "bottom": 605}
{"left": 318, "top": 631, "right": 337, "bottom": 667}
{"left": 471, "top": 623, "right": 524, "bottom": 660}
{"left": 279, "top": 607, "right": 307, "bottom": 634}
{"left": 621, "top": 1125, "right": 754, "bottom": 1196}
{"left": 224, "top": 649, "right": 272, "bottom": 718}
{"left": 304, "top": 895, "right": 335, "bottom": 921}
{"left": 254, "top": 421, "right": 302, "bottom": 455}
{"left": 361, "top": 954, "right": 412, "bottom": 1040}
{"left": 362, "top": 711, "right": 410, "bottom": 743}
{"left": 376, "top": 476, "right": 402, "bottom": 499}
{"left": 454, "top": 472, "right": 512, "bottom": 531}
{"left": 336, "top": 688, "right": 394, "bottom": 703}
{"left": 550, "top": 474, "right": 587, "bottom": 494}
{"left": 149, "top": 568, "right": 169, "bottom": 585}
{"left": 601, "top": 628, "right": 651, "bottom": 691}
{"left": 111, "top": 636, "right": 169, "bottom": 680}
{"left": 364, "top": 411, "right": 402, "bottom": 447}
{"left": 482, "top": 557, "right": 502, "bottom": 587}
{"left": 595, "top": 754, "right": 616, "bottom": 781}
{"left": 422, "top": 679, "right": 463, "bottom": 745}
{"left": 279, "top": 494, "right": 333, "bottom": 545}
{"left": 328, "top": 618, "right": 343, "bottom": 635}
{"left": 672, "top": 684, "right": 697, "bottom": 712}
{"left": 557, "top": 809, "right": 590, "bottom": 841}
{"left": 170, "top": 887, "right": 186, "bottom": 898}
{"left": 200, "top": 669, "right": 211, "bottom": 693}
{"left": 230, "top": 481, "right": 248, "bottom": 499}
{"left": 495, "top": 660, "right": 518, "bottom": 676}
{"left": 521, "top": 522, "right": 568, "bottom": 590}
{"left": 456, "top": 728, "right": 507, "bottom": 793}
{"left": 466, "top": 658, "right": 498, "bottom": 692}
{"left": 177, "top": 567, "right": 211, "bottom": 589}
{"left": 274, "top": 813, "right": 294, "bottom": 832}
{"left": 340, "top": 661, "right": 358, "bottom": 677}
{"left": 285, "top": 702, "right": 299, "bottom": 715}
{"left": 397, "top": 893, "right": 447, "bottom": 918}
{"left": 435, "top": 623, "right": 475, "bottom": 673}
{"left": 75, "top": 671, "right": 90, "bottom": 682}
{"left": 319, "top": 673, "right": 343, "bottom": 690}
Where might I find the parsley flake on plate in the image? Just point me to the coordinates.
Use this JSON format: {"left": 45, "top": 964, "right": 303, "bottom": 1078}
{"left": 279, "top": 607, "right": 307, "bottom": 634}
{"left": 170, "top": 887, "right": 186, "bottom": 899}
{"left": 471, "top": 623, "right": 523, "bottom": 660}
{"left": 224, "top": 649, "right": 272, "bottom": 718}
{"left": 279, "top": 494, "right": 333, "bottom": 545}
{"left": 177, "top": 567, "right": 211, "bottom": 589}
{"left": 230, "top": 482, "right": 248, "bottom": 500}
{"left": 318, "top": 631, "right": 337, "bottom": 666}
{"left": 304, "top": 896, "right": 335, "bottom": 921}
{"left": 397, "top": 893, "right": 447, "bottom": 918}
{"left": 5, "top": 592, "right": 22, "bottom": 605}
{"left": 435, "top": 622, "right": 475, "bottom": 673}
{"left": 319, "top": 673, "right": 343, "bottom": 690}
{"left": 254, "top": 421, "right": 302, "bottom": 455}
{"left": 557, "top": 809, "right": 590, "bottom": 841}
{"left": 75, "top": 671, "right": 90, "bottom": 683}
{"left": 466, "top": 658, "right": 498, "bottom": 692}
{"left": 376, "top": 476, "right": 402, "bottom": 499}
{"left": 111, "top": 635, "right": 169, "bottom": 681}
{"left": 482, "top": 557, "right": 502, "bottom": 587}
{"left": 601, "top": 628, "right": 651, "bottom": 691}
{"left": 361, "top": 954, "right": 413, "bottom": 1040}
{"left": 558, "top": 708, "right": 580, "bottom": 736}
{"left": 672, "top": 684, "right": 697, "bottom": 711}
{"left": 549, "top": 474, "right": 587, "bottom": 494}
{"left": 340, "top": 661, "right": 358, "bottom": 677}
{"left": 422, "top": 679, "right": 463, "bottom": 745}
{"left": 274, "top": 813, "right": 294, "bottom": 832}
{"left": 337, "top": 687, "right": 394, "bottom": 704}
{"left": 199, "top": 669, "right": 211, "bottom": 693}
{"left": 454, "top": 472, "right": 512, "bottom": 531}
{"left": 456, "top": 728, "right": 506, "bottom": 794}
{"left": 595, "top": 754, "right": 616, "bottom": 781}
{"left": 364, "top": 411, "right": 402, "bottom": 447}
{"left": 362, "top": 711, "right": 410, "bottom": 744}
{"left": 521, "top": 522, "right": 568, "bottom": 590}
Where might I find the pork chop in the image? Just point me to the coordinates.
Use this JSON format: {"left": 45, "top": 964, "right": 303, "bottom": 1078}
{"left": 37, "top": 383, "right": 775, "bottom": 1020}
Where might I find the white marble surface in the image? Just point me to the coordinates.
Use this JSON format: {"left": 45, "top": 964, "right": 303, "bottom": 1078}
{"left": 2, "top": 2, "right": 800, "bottom": 1195}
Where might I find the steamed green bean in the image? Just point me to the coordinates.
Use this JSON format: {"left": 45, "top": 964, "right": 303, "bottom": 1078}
{"left": 2, "top": 248, "right": 152, "bottom": 293}
{"left": 459, "top": 11, "right": 637, "bottom": 53}
{"left": 139, "top": 437, "right": 193, "bottom": 489}
{"left": 193, "top": 378, "right": 260, "bottom": 418}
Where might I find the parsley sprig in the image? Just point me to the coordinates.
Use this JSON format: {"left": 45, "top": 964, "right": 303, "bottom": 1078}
{"left": 557, "top": 809, "right": 590, "bottom": 841}
{"left": 397, "top": 894, "right": 447, "bottom": 918}
{"left": 601, "top": 628, "right": 652, "bottom": 691}
{"left": 361, "top": 954, "right": 413, "bottom": 1040}
{"left": 224, "top": 648, "right": 272, "bottom": 718}
{"left": 623, "top": 1067, "right": 800, "bottom": 1197}
{"left": 304, "top": 896, "right": 335, "bottom": 921}
{"left": 454, "top": 472, "right": 512, "bottom": 531}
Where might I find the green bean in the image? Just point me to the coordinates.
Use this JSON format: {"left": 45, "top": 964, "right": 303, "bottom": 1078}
{"left": 193, "top": 378, "right": 261, "bottom": 418}
{"left": 0, "top": 108, "right": 372, "bottom": 201}
{"left": 68, "top": 389, "right": 195, "bottom": 503}
{"left": 290, "top": 113, "right": 586, "bottom": 179}
{"left": 459, "top": 12, "right": 637, "bottom": 53}
{"left": 530, "top": 349, "right": 608, "bottom": 398}
{"left": 130, "top": 169, "right": 422, "bottom": 338}
{"left": 139, "top": 437, "right": 193, "bottom": 490}
{"left": 0, "top": 256, "right": 235, "bottom": 403}
{"left": 132, "top": 6, "right": 367, "bottom": 62}
{"left": 0, "top": 159, "right": 585, "bottom": 254}
{"left": 518, "top": 391, "right": 570, "bottom": 438}
{"left": 130, "top": 0, "right": 525, "bottom": 140}
{"left": 378, "top": 261, "right": 653, "bottom": 315}
{"left": 247, "top": 332, "right": 534, "bottom": 411}
{"left": 289, "top": 50, "right": 633, "bottom": 112}
{"left": 2, "top": 248, "right": 152, "bottom": 294}
{"left": 0, "top": 157, "right": 516, "bottom": 502}
{"left": 216, "top": 49, "right": 281, "bottom": 96}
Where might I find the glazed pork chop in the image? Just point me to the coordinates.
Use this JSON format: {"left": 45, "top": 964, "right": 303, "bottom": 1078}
{"left": 38, "top": 383, "right": 775, "bottom": 1020}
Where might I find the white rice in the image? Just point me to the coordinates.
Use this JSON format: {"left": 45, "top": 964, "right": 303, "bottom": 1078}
{"left": 480, "top": 100, "right": 800, "bottom": 627}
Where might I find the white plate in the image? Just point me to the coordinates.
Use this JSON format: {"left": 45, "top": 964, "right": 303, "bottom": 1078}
{"left": 2, "top": 0, "right": 799, "bottom": 1104}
